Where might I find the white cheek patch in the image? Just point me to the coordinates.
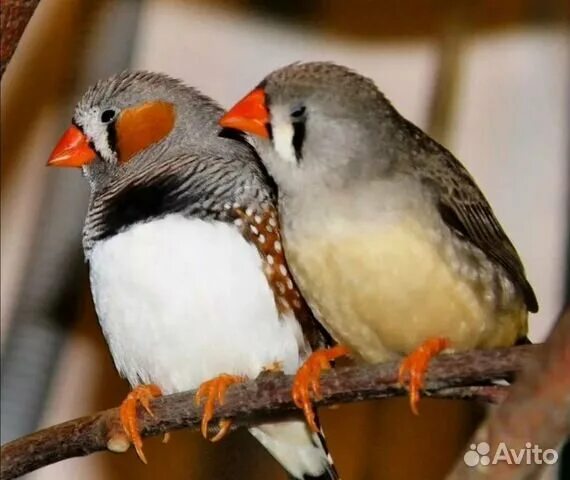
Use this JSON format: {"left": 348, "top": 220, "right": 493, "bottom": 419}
{"left": 272, "top": 121, "right": 297, "bottom": 164}
{"left": 77, "top": 108, "right": 117, "bottom": 163}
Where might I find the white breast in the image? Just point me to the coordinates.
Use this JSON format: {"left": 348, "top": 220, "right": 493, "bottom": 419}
{"left": 88, "top": 214, "right": 304, "bottom": 394}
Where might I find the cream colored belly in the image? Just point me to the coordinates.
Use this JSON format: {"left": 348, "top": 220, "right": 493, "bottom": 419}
{"left": 285, "top": 218, "right": 526, "bottom": 363}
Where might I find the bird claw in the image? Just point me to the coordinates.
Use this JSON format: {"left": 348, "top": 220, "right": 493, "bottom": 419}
{"left": 398, "top": 337, "right": 450, "bottom": 415}
{"left": 292, "top": 345, "right": 349, "bottom": 432}
{"left": 194, "top": 374, "right": 245, "bottom": 442}
{"left": 119, "top": 384, "right": 162, "bottom": 463}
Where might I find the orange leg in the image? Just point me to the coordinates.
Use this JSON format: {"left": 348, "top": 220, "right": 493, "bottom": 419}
{"left": 292, "top": 345, "right": 350, "bottom": 432}
{"left": 194, "top": 374, "right": 245, "bottom": 442}
{"left": 398, "top": 337, "right": 450, "bottom": 415}
{"left": 119, "top": 384, "right": 162, "bottom": 463}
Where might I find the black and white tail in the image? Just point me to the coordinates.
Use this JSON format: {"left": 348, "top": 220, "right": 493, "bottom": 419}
{"left": 249, "top": 415, "right": 339, "bottom": 479}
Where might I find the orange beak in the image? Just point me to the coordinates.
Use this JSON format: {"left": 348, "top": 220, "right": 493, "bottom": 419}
{"left": 47, "top": 125, "right": 96, "bottom": 168}
{"left": 220, "top": 88, "right": 270, "bottom": 138}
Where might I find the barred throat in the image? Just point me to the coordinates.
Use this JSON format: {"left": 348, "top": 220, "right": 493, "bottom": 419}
{"left": 82, "top": 151, "right": 272, "bottom": 256}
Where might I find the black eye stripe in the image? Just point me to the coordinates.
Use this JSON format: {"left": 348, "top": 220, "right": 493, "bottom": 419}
{"left": 264, "top": 92, "right": 273, "bottom": 140}
{"left": 292, "top": 120, "right": 305, "bottom": 163}
{"left": 98, "top": 109, "right": 118, "bottom": 157}
{"left": 290, "top": 103, "right": 306, "bottom": 163}
{"left": 106, "top": 122, "right": 117, "bottom": 155}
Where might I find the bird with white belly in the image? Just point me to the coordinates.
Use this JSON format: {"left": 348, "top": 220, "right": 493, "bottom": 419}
{"left": 47, "top": 70, "right": 339, "bottom": 480}
{"left": 220, "top": 61, "right": 538, "bottom": 430}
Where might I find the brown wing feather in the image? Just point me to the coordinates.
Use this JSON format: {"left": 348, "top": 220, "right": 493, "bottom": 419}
{"left": 401, "top": 119, "right": 538, "bottom": 313}
{"left": 420, "top": 150, "right": 538, "bottom": 313}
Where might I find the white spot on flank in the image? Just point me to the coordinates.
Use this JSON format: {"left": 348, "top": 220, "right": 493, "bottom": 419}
{"left": 267, "top": 255, "right": 274, "bottom": 265}
{"left": 258, "top": 234, "right": 266, "bottom": 244}
{"left": 269, "top": 217, "right": 278, "bottom": 228}
{"left": 254, "top": 215, "right": 262, "bottom": 224}
{"left": 279, "top": 297, "right": 290, "bottom": 309}
{"left": 245, "top": 207, "right": 253, "bottom": 217}
{"left": 274, "top": 241, "right": 282, "bottom": 252}
{"left": 250, "top": 226, "right": 259, "bottom": 235}
{"left": 286, "top": 278, "right": 294, "bottom": 290}
{"left": 273, "top": 122, "right": 297, "bottom": 164}
{"left": 279, "top": 265, "right": 287, "bottom": 276}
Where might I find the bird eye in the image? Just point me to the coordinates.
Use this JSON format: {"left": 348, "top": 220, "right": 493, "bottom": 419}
{"left": 100, "top": 109, "right": 117, "bottom": 124}
{"left": 290, "top": 105, "right": 306, "bottom": 120}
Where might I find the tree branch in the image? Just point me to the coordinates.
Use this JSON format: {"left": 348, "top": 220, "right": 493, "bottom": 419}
{"left": 0, "top": 0, "right": 41, "bottom": 79}
{"left": 1, "top": 345, "right": 536, "bottom": 480}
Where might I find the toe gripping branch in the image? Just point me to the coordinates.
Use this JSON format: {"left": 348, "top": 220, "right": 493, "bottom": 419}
{"left": 195, "top": 374, "right": 246, "bottom": 442}
{"left": 117, "top": 339, "right": 445, "bottom": 462}
{"left": 119, "top": 384, "right": 164, "bottom": 463}
{"left": 292, "top": 345, "right": 350, "bottom": 432}
{"left": 398, "top": 337, "right": 450, "bottom": 415}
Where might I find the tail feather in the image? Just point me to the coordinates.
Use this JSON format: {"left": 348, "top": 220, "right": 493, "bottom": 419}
{"left": 301, "top": 427, "right": 339, "bottom": 480}
{"left": 249, "top": 415, "right": 339, "bottom": 480}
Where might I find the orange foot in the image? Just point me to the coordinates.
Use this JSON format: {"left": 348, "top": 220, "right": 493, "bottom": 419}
{"left": 398, "top": 337, "right": 450, "bottom": 415}
{"left": 195, "top": 374, "right": 245, "bottom": 442}
{"left": 292, "top": 345, "right": 350, "bottom": 432}
{"left": 119, "top": 384, "right": 163, "bottom": 463}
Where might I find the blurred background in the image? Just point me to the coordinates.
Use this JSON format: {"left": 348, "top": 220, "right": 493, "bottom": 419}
{"left": 1, "top": 0, "right": 568, "bottom": 479}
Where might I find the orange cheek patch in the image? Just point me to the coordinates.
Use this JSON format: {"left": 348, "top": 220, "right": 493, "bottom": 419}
{"left": 116, "top": 101, "right": 175, "bottom": 163}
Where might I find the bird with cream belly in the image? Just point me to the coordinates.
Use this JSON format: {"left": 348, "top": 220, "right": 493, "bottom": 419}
{"left": 47, "top": 70, "right": 340, "bottom": 480}
{"left": 221, "top": 61, "right": 538, "bottom": 429}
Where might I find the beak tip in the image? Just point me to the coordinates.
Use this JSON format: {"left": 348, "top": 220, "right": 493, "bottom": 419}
{"left": 46, "top": 154, "right": 67, "bottom": 167}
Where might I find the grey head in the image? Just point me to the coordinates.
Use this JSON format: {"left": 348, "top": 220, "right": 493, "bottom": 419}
{"left": 222, "top": 61, "right": 538, "bottom": 313}
{"left": 71, "top": 70, "right": 252, "bottom": 190}
{"left": 49, "top": 70, "right": 274, "bottom": 253}
{"left": 223, "top": 62, "right": 411, "bottom": 197}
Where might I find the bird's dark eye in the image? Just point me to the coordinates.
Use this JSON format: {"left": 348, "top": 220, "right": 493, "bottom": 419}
{"left": 290, "top": 105, "right": 306, "bottom": 119}
{"left": 100, "top": 109, "right": 117, "bottom": 124}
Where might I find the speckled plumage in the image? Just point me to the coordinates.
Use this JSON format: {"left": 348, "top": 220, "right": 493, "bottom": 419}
{"left": 243, "top": 61, "right": 536, "bottom": 363}
{"left": 66, "top": 70, "right": 338, "bottom": 480}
